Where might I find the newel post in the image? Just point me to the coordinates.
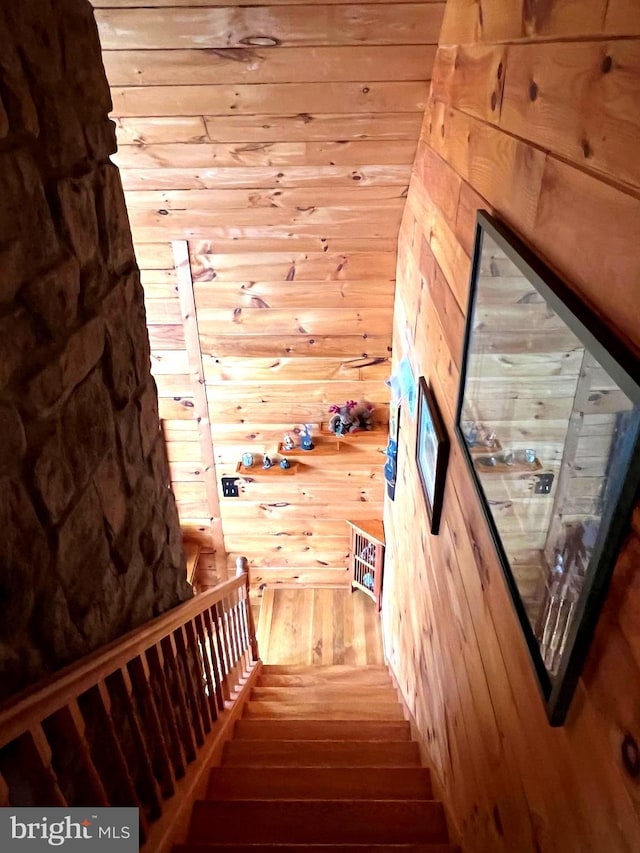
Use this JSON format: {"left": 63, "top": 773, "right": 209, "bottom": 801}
{"left": 236, "top": 557, "right": 259, "bottom": 661}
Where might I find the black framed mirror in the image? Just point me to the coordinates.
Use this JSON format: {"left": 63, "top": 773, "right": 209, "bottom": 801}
{"left": 456, "top": 211, "right": 640, "bottom": 725}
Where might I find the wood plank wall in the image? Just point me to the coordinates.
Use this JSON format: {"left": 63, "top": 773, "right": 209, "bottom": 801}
{"left": 92, "top": 1, "right": 444, "bottom": 579}
{"left": 382, "top": 2, "right": 640, "bottom": 851}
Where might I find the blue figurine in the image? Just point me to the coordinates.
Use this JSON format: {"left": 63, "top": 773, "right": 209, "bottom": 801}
{"left": 280, "top": 458, "right": 291, "bottom": 469}
{"left": 301, "top": 424, "right": 314, "bottom": 451}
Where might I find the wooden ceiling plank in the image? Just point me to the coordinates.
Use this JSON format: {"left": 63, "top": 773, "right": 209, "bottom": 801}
{"left": 172, "top": 240, "right": 227, "bottom": 574}
{"left": 193, "top": 280, "right": 396, "bottom": 311}
{"left": 120, "top": 164, "right": 412, "bottom": 191}
{"left": 116, "top": 113, "right": 423, "bottom": 146}
{"left": 109, "top": 82, "right": 428, "bottom": 117}
{"left": 104, "top": 46, "right": 436, "bottom": 87}
{"left": 188, "top": 250, "right": 396, "bottom": 280}
{"left": 122, "top": 187, "right": 409, "bottom": 209}
{"left": 96, "top": 5, "right": 445, "bottom": 50}
{"left": 92, "top": 0, "right": 444, "bottom": 7}
{"left": 197, "top": 334, "right": 391, "bottom": 359}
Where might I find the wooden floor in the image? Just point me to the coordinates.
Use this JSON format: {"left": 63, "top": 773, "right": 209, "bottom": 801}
{"left": 256, "top": 587, "right": 385, "bottom": 666}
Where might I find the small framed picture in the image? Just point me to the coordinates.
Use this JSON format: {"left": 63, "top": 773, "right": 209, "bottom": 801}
{"left": 415, "top": 378, "right": 449, "bottom": 534}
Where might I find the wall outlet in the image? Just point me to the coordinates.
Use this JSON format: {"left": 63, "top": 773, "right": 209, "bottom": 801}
{"left": 534, "top": 473, "right": 554, "bottom": 495}
{"left": 222, "top": 477, "right": 239, "bottom": 497}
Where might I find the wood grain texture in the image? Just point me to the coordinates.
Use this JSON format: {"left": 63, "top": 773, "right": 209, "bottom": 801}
{"left": 104, "top": 46, "right": 436, "bottom": 86}
{"left": 384, "top": 3, "right": 640, "bottom": 852}
{"left": 96, "top": 5, "right": 445, "bottom": 50}
{"left": 257, "top": 587, "right": 384, "bottom": 665}
{"left": 500, "top": 40, "right": 640, "bottom": 193}
{"left": 100, "top": 1, "right": 441, "bottom": 571}
{"left": 116, "top": 112, "right": 421, "bottom": 144}
{"left": 111, "top": 82, "right": 427, "bottom": 117}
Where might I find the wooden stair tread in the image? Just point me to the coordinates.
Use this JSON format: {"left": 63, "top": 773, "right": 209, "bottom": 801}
{"left": 175, "top": 845, "right": 459, "bottom": 852}
{"left": 233, "top": 720, "right": 412, "bottom": 741}
{"left": 257, "top": 672, "right": 392, "bottom": 688}
{"left": 175, "top": 846, "right": 459, "bottom": 852}
{"left": 261, "top": 665, "right": 388, "bottom": 675}
{"left": 222, "top": 740, "right": 420, "bottom": 767}
{"left": 187, "top": 800, "right": 448, "bottom": 845}
{"left": 177, "top": 665, "right": 452, "bottom": 852}
{"left": 207, "top": 767, "right": 433, "bottom": 800}
{"left": 244, "top": 701, "right": 405, "bottom": 720}
{"left": 251, "top": 686, "right": 398, "bottom": 702}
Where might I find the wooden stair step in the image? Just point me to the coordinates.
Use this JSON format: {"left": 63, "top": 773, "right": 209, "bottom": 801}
{"left": 233, "top": 719, "right": 412, "bottom": 741}
{"left": 251, "top": 686, "right": 398, "bottom": 702}
{"left": 222, "top": 739, "right": 420, "bottom": 767}
{"left": 261, "top": 665, "right": 388, "bottom": 676}
{"left": 207, "top": 767, "right": 433, "bottom": 800}
{"left": 257, "top": 671, "right": 392, "bottom": 688}
{"left": 175, "top": 845, "right": 459, "bottom": 852}
{"left": 175, "top": 845, "right": 460, "bottom": 852}
{"left": 244, "top": 700, "right": 404, "bottom": 720}
{"left": 187, "top": 800, "right": 448, "bottom": 845}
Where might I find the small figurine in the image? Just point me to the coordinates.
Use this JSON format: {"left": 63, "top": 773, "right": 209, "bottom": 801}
{"left": 328, "top": 400, "right": 375, "bottom": 435}
{"left": 279, "top": 457, "right": 291, "bottom": 469}
{"left": 282, "top": 433, "right": 295, "bottom": 451}
{"left": 241, "top": 452, "right": 254, "bottom": 468}
{"left": 328, "top": 404, "right": 355, "bottom": 436}
{"left": 300, "top": 424, "right": 314, "bottom": 450}
{"left": 262, "top": 455, "right": 272, "bottom": 469}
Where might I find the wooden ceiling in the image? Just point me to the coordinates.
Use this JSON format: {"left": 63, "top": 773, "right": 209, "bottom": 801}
{"left": 92, "top": 0, "right": 444, "bottom": 588}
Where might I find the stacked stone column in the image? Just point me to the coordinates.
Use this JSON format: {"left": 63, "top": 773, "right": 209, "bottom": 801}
{"left": 0, "top": 0, "right": 190, "bottom": 700}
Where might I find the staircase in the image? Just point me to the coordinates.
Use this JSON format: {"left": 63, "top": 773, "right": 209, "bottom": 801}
{"left": 175, "top": 664, "right": 458, "bottom": 852}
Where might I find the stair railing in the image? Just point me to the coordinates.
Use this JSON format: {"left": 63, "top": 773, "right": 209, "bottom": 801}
{"left": 0, "top": 563, "right": 259, "bottom": 847}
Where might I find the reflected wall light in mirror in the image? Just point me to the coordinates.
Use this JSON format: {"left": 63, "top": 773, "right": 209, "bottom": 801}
{"left": 456, "top": 211, "right": 640, "bottom": 725}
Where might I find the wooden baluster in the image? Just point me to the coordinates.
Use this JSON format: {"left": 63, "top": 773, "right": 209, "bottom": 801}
{"left": 146, "top": 644, "right": 187, "bottom": 778}
{"left": 236, "top": 591, "right": 250, "bottom": 669}
{"left": 22, "top": 725, "right": 68, "bottom": 805}
{"left": 210, "top": 603, "right": 231, "bottom": 703}
{"left": 214, "top": 600, "right": 234, "bottom": 682}
{"left": 238, "top": 587, "right": 252, "bottom": 667}
{"left": 231, "top": 588, "right": 246, "bottom": 668}
{"left": 194, "top": 613, "right": 218, "bottom": 721}
{"left": 173, "top": 624, "right": 205, "bottom": 746}
{"left": 160, "top": 634, "right": 196, "bottom": 762}
{"left": 109, "top": 667, "right": 163, "bottom": 820}
{"left": 202, "top": 607, "right": 225, "bottom": 711}
{"left": 237, "top": 560, "right": 259, "bottom": 662}
{"left": 0, "top": 770, "right": 9, "bottom": 806}
{"left": 128, "top": 655, "right": 176, "bottom": 798}
{"left": 229, "top": 590, "right": 243, "bottom": 669}
{"left": 184, "top": 618, "right": 212, "bottom": 733}
{"left": 221, "top": 596, "right": 242, "bottom": 690}
{"left": 225, "top": 591, "right": 240, "bottom": 672}
{"left": 46, "top": 701, "right": 110, "bottom": 806}
{"left": 87, "top": 682, "right": 150, "bottom": 842}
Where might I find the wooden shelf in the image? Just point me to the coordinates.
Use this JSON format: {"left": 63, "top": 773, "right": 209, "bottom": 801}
{"left": 322, "top": 424, "right": 382, "bottom": 449}
{"left": 474, "top": 457, "right": 542, "bottom": 474}
{"left": 469, "top": 439, "right": 502, "bottom": 456}
{"left": 236, "top": 461, "right": 298, "bottom": 476}
{"left": 277, "top": 441, "right": 332, "bottom": 456}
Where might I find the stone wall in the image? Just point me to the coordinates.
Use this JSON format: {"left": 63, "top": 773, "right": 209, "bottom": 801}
{"left": 0, "top": 0, "right": 191, "bottom": 700}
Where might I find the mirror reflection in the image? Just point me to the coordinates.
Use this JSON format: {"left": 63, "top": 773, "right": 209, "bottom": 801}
{"left": 460, "top": 230, "right": 638, "bottom": 678}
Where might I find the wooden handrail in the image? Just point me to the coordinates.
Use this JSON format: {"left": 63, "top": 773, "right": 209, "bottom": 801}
{"left": 0, "top": 565, "right": 259, "bottom": 844}
{"left": 0, "top": 574, "right": 248, "bottom": 748}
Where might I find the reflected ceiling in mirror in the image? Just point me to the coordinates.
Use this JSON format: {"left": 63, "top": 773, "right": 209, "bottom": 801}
{"left": 456, "top": 211, "right": 640, "bottom": 725}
